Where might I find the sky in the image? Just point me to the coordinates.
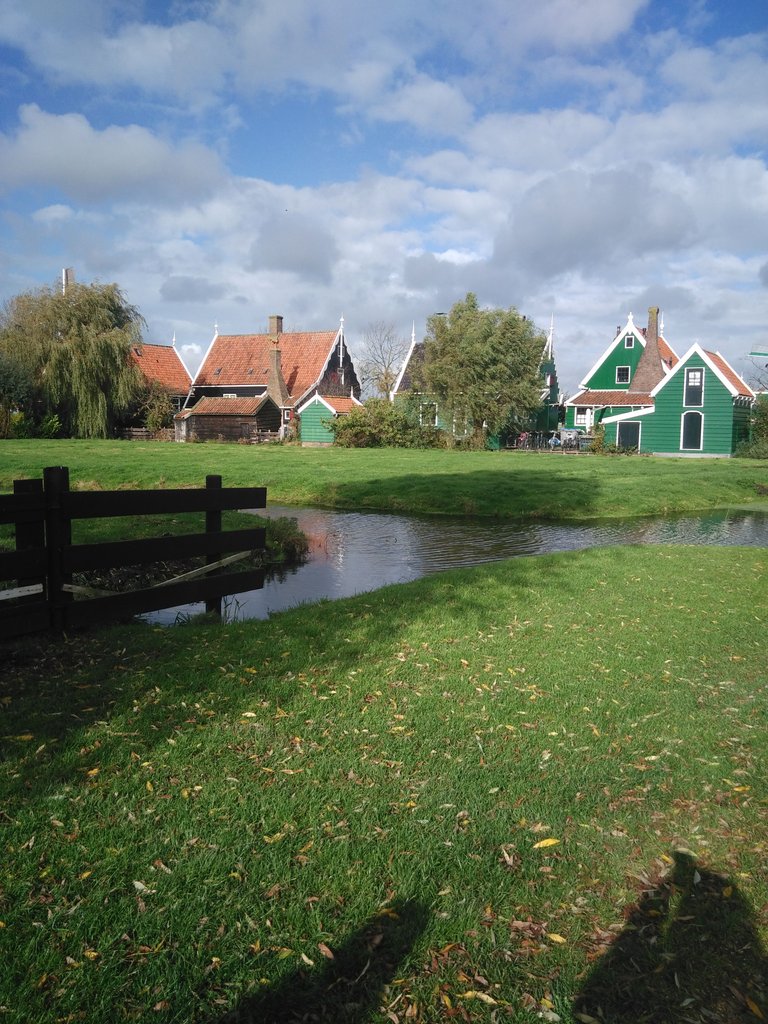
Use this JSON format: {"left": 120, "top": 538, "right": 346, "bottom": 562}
{"left": 0, "top": 0, "right": 766, "bottom": 395}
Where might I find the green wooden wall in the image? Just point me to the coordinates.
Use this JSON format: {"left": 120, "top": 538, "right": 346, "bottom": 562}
{"left": 299, "top": 400, "right": 335, "bottom": 444}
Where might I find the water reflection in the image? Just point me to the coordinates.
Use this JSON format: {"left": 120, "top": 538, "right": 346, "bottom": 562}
{"left": 147, "top": 505, "right": 768, "bottom": 625}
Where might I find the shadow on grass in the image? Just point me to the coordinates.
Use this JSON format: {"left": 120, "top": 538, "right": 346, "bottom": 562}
{"left": 328, "top": 466, "right": 601, "bottom": 519}
{"left": 209, "top": 898, "right": 429, "bottom": 1024}
{"left": 573, "top": 851, "right": 768, "bottom": 1023}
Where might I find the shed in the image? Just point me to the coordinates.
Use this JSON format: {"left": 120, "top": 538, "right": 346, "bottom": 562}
{"left": 174, "top": 395, "right": 282, "bottom": 443}
{"left": 296, "top": 394, "right": 363, "bottom": 445}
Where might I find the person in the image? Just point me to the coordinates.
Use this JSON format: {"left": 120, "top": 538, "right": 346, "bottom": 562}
{"left": 548, "top": 433, "right": 561, "bottom": 449}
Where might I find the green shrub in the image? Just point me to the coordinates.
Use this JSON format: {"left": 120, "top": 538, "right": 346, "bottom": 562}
{"left": 330, "top": 398, "right": 445, "bottom": 448}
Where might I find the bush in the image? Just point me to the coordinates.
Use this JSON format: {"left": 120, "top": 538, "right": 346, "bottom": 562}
{"left": 330, "top": 399, "right": 445, "bottom": 448}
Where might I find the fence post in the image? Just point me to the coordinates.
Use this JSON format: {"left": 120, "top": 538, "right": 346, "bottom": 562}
{"left": 14, "top": 477, "right": 44, "bottom": 589}
{"left": 205, "top": 474, "right": 222, "bottom": 616}
{"left": 44, "top": 466, "right": 73, "bottom": 630}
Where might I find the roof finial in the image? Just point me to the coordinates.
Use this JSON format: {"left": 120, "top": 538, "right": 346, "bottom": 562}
{"left": 214, "top": 322, "right": 219, "bottom": 337}
{"left": 544, "top": 314, "right": 554, "bottom": 360}
{"left": 659, "top": 311, "right": 665, "bottom": 336}
{"left": 412, "top": 321, "right": 416, "bottom": 344}
{"left": 172, "top": 331, "right": 176, "bottom": 347}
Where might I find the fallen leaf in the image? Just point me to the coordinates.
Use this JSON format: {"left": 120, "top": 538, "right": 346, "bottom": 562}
{"left": 317, "top": 942, "right": 334, "bottom": 959}
{"left": 533, "top": 837, "right": 560, "bottom": 849}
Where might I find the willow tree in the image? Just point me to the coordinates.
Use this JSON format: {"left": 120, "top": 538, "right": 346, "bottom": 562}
{"left": 0, "top": 281, "right": 145, "bottom": 437}
{"left": 421, "top": 293, "right": 546, "bottom": 439}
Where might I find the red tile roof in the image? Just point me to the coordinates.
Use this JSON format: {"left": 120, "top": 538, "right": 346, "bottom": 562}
{"left": 568, "top": 390, "right": 654, "bottom": 407}
{"left": 704, "top": 351, "right": 754, "bottom": 397}
{"left": 177, "top": 396, "right": 270, "bottom": 419}
{"left": 131, "top": 344, "right": 191, "bottom": 394}
{"left": 657, "top": 336, "right": 678, "bottom": 368}
{"left": 194, "top": 331, "right": 339, "bottom": 401}
{"left": 320, "top": 396, "right": 360, "bottom": 414}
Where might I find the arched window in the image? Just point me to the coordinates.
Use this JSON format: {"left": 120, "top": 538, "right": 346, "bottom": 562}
{"left": 681, "top": 411, "right": 703, "bottom": 450}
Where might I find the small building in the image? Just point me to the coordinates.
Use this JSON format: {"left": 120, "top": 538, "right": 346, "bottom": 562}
{"left": 566, "top": 307, "right": 755, "bottom": 455}
{"left": 183, "top": 315, "right": 361, "bottom": 439}
{"left": 130, "top": 342, "right": 192, "bottom": 412}
{"left": 174, "top": 395, "right": 282, "bottom": 443}
{"left": 296, "top": 394, "right": 363, "bottom": 445}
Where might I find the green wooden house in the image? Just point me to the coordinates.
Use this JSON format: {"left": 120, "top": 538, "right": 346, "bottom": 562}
{"left": 296, "top": 393, "right": 363, "bottom": 445}
{"left": 566, "top": 307, "right": 755, "bottom": 455}
{"left": 391, "top": 322, "right": 562, "bottom": 445}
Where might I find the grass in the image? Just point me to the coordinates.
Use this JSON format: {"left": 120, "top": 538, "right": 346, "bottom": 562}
{"left": 1, "top": 439, "right": 767, "bottom": 518}
{"left": 1, "top": 545, "right": 766, "bottom": 1022}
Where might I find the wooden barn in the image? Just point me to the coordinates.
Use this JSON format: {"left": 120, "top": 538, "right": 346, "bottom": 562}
{"left": 174, "top": 395, "right": 282, "bottom": 443}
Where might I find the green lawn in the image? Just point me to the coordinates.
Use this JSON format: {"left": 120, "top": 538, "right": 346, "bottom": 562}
{"left": 1, "top": 439, "right": 767, "bottom": 518}
{"left": 1, "top": 545, "right": 766, "bottom": 1023}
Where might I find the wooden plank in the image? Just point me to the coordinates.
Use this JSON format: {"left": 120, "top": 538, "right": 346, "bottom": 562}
{"left": 0, "top": 548, "right": 47, "bottom": 578}
{"left": 155, "top": 551, "right": 251, "bottom": 587}
{"left": 62, "top": 567, "right": 266, "bottom": 627}
{"left": 62, "top": 487, "right": 267, "bottom": 519}
{"left": 0, "top": 601, "right": 50, "bottom": 639}
{"left": 62, "top": 527, "right": 266, "bottom": 573}
{"left": 0, "top": 491, "right": 46, "bottom": 525}
{"left": 0, "top": 584, "right": 44, "bottom": 602}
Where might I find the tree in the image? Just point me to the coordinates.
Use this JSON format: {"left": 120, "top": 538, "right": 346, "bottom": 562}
{"left": 420, "top": 293, "right": 546, "bottom": 439}
{"left": 0, "top": 350, "right": 34, "bottom": 438}
{"left": 357, "top": 321, "right": 410, "bottom": 399}
{"left": 0, "top": 281, "right": 146, "bottom": 438}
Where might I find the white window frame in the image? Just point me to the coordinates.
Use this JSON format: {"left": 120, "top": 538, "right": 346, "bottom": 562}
{"left": 223, "top": 393, "right": 237, "bottom": 399}
{"left": 684, "top": 368, "right": 704, "bottom": 407}
{"left": 615, "top": 366, "right": 630, "bottom": 385}
{"left": 617, "top": 420, "right": 641, "bottom": 450}
{"left": 574, "top": 406, "right": 589, "bottom": 426}
{"left": 680, "top": 410, "right": 704, "bottom": 451}
{"left": 624, "top": 335, "right": 635, "bottom": 348}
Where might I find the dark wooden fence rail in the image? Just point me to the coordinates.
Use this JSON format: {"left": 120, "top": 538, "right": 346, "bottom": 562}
{"left": 0, "top": 467, "right": 267, "bottom": 639}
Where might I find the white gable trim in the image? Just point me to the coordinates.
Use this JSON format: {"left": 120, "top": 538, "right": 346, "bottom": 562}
{"left": 578, "top": 313, "right": 644, "bottom": 390}
{"left": 188, "top": 328, "right": 219, "bottom": 390}
{"left": 296, "top": 394, "right": 337, "bottom": 416}
{"left": 293, "top": 325, "right": 345, "bottom": 408}
{"left": 650, "top": 343, "right": 741, "bottom": 398}
{"left": 390, "top": 329, "right": 419, "bottom": 400}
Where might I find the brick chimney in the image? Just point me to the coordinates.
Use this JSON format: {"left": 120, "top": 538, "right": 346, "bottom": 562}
{"left": 267, "top": 343, "right": 290, "bottom": 407}
{"left": 629, "top": 306, "right": 665, "bottom": 394}
{"left": 268, "top": 315, "right": 283, "bottom": 336}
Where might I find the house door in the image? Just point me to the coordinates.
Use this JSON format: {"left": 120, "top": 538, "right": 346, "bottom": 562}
{"left": 617, "top": 421, "right": 640, "bottom": 450}
{"left": 681, "top": 411, "right": 703, "bottom": 450}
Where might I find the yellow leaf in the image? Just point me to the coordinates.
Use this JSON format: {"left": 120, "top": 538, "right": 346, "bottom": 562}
{"left": 14, "top": 733, "right": 34, "bottom": 742}
{"left": 533, "top": 837, "right": 560, "bottom": 849}
{"left": 747, "top": 997, "right": 765, "bottom": 1019}
{"left": 83, "top": 950, "right": 99, "bottom": 960}
{"left": 86, "top": 767, "right": 100, "bottom": 777}
{"left": 79, "top": 871, "right": 92, "bottom": 880}
{"left": 547, "top": 933, "right": 567, "bottom": 944}
{"left": 263, "top": 832, "right": 285, "bottom": 844}
{"left": 181, "top": 788, "right": 190, "bottom": 799}
{"left": 461, "top": 991, "right": 498, "bottom": 1005}
{"left": 146, "top": 781, "right": 154, "bottom": 793}
{"left": 722, "top": 885, "right": 733, "bottom": 897}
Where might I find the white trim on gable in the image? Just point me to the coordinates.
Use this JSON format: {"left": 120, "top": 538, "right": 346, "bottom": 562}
{"left": 650, "top": 343, "right": 741, "bottom": 399}
{"left": 293, "top": 324, "right": 346, "bottom": 409}
{"left": 390, "top": 325, "right": 419, "bottom": 400}
{"left": 578, "top": 313, "right": 644, "bottom": 390}
{"left": 296, "top": 394, "right": 337, "bottom": 416}
{"left": 186, "top": 328, "right": 220, "bottom": 404}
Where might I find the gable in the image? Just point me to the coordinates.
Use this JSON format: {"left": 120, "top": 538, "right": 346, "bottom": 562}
{"left": 194, "top": 330, "right": 341, "bottom": 399}
{"left": 131, "top": 343, "right": 191, "bottom": 394}
{"left": 651, "top": 344, "right": 754, "bottom": 401}
{"left": 579, "top": 314, "right": 678, "bottom": 392}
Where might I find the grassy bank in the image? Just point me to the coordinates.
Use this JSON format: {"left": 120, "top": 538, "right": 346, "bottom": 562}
{"left": 1, "top": 545, "right": 766, "bottom": 1022}
{"left": 2, "top": 439, "right": 767, "bottom": 519}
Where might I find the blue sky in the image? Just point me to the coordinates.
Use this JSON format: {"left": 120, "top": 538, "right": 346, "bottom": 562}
{"left": 0, "top": 0, "right": 766, "bottom": 393}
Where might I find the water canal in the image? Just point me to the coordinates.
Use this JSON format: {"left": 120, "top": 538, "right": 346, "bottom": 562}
{"left": 147, "top": 505, "right": 768, "bottom": 625}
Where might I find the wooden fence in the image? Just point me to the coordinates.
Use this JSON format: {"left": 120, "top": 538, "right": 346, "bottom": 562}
{"left": 0, "top": 468, "right": 267, "bottom": 639}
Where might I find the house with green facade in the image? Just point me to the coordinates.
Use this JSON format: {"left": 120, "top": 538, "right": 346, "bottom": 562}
{"left": 390, "top": 321, "right": 562, "bottom": 445}
{"left": 296, "top": 394, "right": 363, "bottom": 445}
{"left": 565, "top": 307, "right": 755, "bottom": 455}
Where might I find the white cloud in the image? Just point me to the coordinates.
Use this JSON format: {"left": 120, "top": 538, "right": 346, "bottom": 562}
{"left": 0, "top": 105, "right": 224, "bottom": 203}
